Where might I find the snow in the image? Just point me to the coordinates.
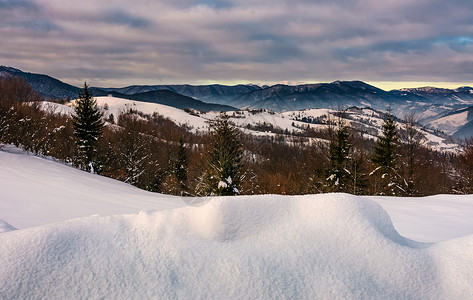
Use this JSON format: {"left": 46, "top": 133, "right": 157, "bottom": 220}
{"left": 42, "top": 97, "right": 459, "bottom": 152}
{"left": 39, "top": 101, "right": 74, "bottom": 115}
{"left": 366, "top": 195, "right": 473, "bottom": 242}
{"left": 2, "top": 148, "right": 473, "bottom": 298}
{"left": 2, "top": 192, "right": 473, "bottom": 298}
{"left": 281, "top": 108, "right": 333, "bottom": 120}
{"left": 0, "top": 219, "right": 16, "bottom": 233}
{"left": 428, "top": 110, "right": 469, "bottom": 135}
{"left": 217, "top": 180, "right": 228, "bottom": 188}
{"left": 0, "top": 146, "right": 185, "bottom": 229}
{"left": 94, "top": 96, "right": 211, "bottom": 131}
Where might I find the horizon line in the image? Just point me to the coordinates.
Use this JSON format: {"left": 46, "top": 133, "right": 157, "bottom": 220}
{"left": 2, "top": 66, "right": 472, "bottom": 91}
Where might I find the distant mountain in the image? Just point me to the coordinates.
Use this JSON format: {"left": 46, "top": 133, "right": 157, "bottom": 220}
{"left": 0, "top": 66, "right": 236, "bottom": 112}
{"left": 231, "top": 81, "right": 408, "bottom": 112}
{"left": 100, "top": 84, "right": 262, "bottom": 104}
{"left": 396, "top": 86, "right": 473, "bottom": 106}
{"left": 123, "top": 90, "right": 236, "bottom": 112}
{"left": 4, "top": 65, "right": 473, "bottom": 136}
{"left": 0, "top": 66, "right": 80, "bottom": 99}
{"left": 229, "top": 82, "right": 473, "bottom": 116}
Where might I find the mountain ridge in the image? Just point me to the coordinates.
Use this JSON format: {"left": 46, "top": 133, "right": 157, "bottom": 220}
{"left": 2, "top": 66, "right": 473, "bottom": 132}
{"left": 0, "top": 66, "right": 236, "bottom": 112}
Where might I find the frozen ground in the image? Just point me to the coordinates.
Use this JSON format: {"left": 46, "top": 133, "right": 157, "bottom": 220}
{"left": 1, "top": 146, "right": 473, "bottom": 298}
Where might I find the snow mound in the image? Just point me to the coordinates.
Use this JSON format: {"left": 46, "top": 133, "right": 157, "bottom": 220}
{"left": 0, "top": 219, "right": 16, "bottom": 233}
{"left": 0, "top": 146, "right": 184, "bottom": 229}
{"left": 1, "top": 194, "right": 472, "bottom": 299}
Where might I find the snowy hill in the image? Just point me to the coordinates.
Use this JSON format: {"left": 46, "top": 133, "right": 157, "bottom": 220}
{"left": 426, "top": 106, "right": 473, "bottom": 138}
{"left": 0, "top": 146, "right": 185, "bottom": 230}
{"left": 2, "top": 147, "right": 473, "bottom": 298}
{"left": 53, "top": 96, "right": 459, "bottom": 152}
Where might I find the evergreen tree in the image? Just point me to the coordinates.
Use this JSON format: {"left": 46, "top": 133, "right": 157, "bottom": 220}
{"left": 174, "top": 137, "right": 189, "bottom": 193}
{"left": 372, "top": 107, "right": 399, "bottom": 195}
{"left": 72, "top": 82, "right": 104, "bottom": 172}
{"left": 206, "top": 114, "right": 244, "bottom": 196}
{"left": 327, "top": 118, "right": 351, "bottom": 192}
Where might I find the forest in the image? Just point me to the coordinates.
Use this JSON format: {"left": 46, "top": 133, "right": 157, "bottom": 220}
{"left": 1, "top": 75, "right": 472, "bottom": 197}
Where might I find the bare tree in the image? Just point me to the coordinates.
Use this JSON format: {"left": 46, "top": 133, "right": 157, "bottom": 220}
{"left": 456, "top": 138, "right": 473, "bottom": 193}
{"left": 400, "top": 112, "right": 423, "bottom": 195}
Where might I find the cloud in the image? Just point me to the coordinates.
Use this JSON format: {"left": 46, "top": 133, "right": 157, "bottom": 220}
{"left": 1, "top": 0, "right": 472, "bottom": 86}
{"left": 5, "top": 19, "right": 61, "bottom": 32}
{"left": 0, "top": 0, "right": 38, "bottom": 10}
{"left": 101, "top": 9, "right": 152, "bottom": 28}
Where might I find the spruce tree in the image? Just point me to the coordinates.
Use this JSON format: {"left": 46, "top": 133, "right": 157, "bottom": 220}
{"left": 327, "top": 118, "right": 351, "bottom": 192}
{"left": 206, "top": 114, "right": 244, "bottom": 196}
{"left": 372, "top": 108, "right": 399, "bottom": 195}
{"left": 72, "top": 82, "right": 104, "bottom": 172}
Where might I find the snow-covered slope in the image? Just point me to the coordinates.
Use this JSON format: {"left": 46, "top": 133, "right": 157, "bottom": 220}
{"left": 426, "top": 106, "right": 473, "bottom": 139}
{"left": 2, "top": 193, "right": 473, "bottom": 298}
{"left": 94, "top": 96, "right": 211, "bottom": 131}
{"left": 2, "top": 145, "right": 473, "bottom": 242}
{"left": 93, "top": 96, "right": 325, "bottom": 134}
{"left": 0, "top": 146, "right": 185, "bottom": 229}
{"left": 2, "top": 148, "right": 473, "bottom": 298}
{"left": 51, "top": 96, "right": 459, "bottom": 151}
{"left": 428, "top": 109, "right": 470, "bottom": 135}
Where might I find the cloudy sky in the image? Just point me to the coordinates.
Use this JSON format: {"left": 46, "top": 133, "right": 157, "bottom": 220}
{"left": 1, "top": 0, "right": 472, "bottom": 88}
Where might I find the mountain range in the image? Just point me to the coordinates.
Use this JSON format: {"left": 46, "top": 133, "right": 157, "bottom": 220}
{"left": 1, "top": 66, "right": 473, "bottom": 137}
{"left": 0, "top": 66, "right": 235, "bottom": 112}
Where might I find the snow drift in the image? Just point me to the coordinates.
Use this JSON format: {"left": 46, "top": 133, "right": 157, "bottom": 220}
{"left": 1, "top": 194, "right": 473, "bottom": 299}
{"left": 0, "top": 146, "right": 184, "bottom": 229}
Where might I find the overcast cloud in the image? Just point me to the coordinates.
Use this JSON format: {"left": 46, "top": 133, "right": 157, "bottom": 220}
{"left": 0, "top": 0, "right": 472, "bottom": 87}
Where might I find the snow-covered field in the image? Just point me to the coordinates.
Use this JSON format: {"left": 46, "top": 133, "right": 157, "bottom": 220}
{"left": 1, "top": 146, "right": 473, "bottom": 298}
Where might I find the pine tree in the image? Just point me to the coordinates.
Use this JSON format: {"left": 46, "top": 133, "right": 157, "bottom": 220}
{"left": 372, "top": 107, "right": 399, "bottom": 195}
{"left": 72, "top": 82, "right": 104, "bottom": 172}
{"left": 174, "top": 137, "right": 189, "bottom": 193}
{"left": 206, "top": 114, "right": 244, "bottom": 196}
{"left": 327, "top": 117, "right": 351, "bottom": 192}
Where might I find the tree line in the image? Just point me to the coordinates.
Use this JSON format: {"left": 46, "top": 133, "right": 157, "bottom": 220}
{"left": 1, "top": 75, "right": 471, "bottom": 196}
